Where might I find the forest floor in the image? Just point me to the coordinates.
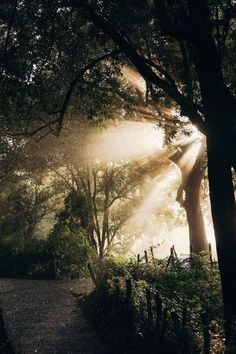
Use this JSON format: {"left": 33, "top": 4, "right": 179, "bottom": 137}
{"left": 0, "top": 278, "right": 106, "bottom": 354}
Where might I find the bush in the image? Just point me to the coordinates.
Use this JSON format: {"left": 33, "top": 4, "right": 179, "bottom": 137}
{"left": 46, "top": 223, "right": 89, "bottom": 279}
{"left": 83, "top": 254, "right": 224, "bottom": 354}
{"left": 0, "top": 223, "right": 90, "bottom": 279}
{"left": 0, "top": 239, "right": 51, "bottom": 279}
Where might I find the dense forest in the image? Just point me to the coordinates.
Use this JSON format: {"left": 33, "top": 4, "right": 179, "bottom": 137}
{"left": 0, "top": 1, "right": 236, "bottom": 353}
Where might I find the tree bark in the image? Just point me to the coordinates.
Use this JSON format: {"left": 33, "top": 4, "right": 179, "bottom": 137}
{"left": 207, "top": 117, "right": 236, "bottom": 347}
{"left": 170, "top": 139, "right": 208, "bottom": 253}
{"left": 184, "top": 175, "right": 208, "bottom": 253}
{"left": 188, "top": 1, "right": 236, "bottom": 344}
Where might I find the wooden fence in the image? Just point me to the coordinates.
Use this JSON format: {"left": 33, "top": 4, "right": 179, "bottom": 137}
{"left": 109, "top": 244, "right": 219, "bottom": 354}
{"left": 136, "top": 243, "right": 217, "bottom": 267}
{"left": 111, "top": 278, "right": 212, "bottom": 354}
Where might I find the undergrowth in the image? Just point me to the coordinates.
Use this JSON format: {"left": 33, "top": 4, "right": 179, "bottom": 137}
{"left": 83, "top": 253, "right": 224, "bottom": 354}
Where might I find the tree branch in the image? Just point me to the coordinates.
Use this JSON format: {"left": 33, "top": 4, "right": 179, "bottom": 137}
{"left": 143, "top": 57, "right": 178, "bottom": 89}
{"left": 56, "top": 49, "right": 120, "bottom": 133}
{"left": 179, "top": 41, "right": 193, "bottom": 100}
{"left": 72, "top": 3, "right": 206, "bottom": 134}
{"left": 9, "top": 118, "right": 59, "bottom": 137}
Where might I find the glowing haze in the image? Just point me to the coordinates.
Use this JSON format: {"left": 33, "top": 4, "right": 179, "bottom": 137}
{"left": 77, "top": 63, "right": 216, "bottom": 258}
{"left": 85, "top": 121, "right": 164, "bottom": 162}
{"left": 78, "top": 120, "right": 216, "bottom": 258}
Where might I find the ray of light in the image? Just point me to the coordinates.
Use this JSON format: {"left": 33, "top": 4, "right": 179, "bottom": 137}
{"left": 129, "top": 166, "right": 180, "bottom": 225}
{"left": 177, "top": 140, "right": 202, "bottom": 172}
{"left": 73, "top": 119, "right": 212, "bottom": 258}
{"left": 122, "top": 66, "right": 146, "bottom": 93}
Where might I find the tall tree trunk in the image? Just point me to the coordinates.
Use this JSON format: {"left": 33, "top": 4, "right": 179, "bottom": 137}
{"left": 184, "top": 161, "right": 208, "bottom": 253}
{"left": 186, "top": 2, "right": 236, "bottom": 346}
{"left": 207, "top": 117, "right": 236, "bottom": 347}
{"left": 170, "top": 139, "right": 208, "bottom": 253}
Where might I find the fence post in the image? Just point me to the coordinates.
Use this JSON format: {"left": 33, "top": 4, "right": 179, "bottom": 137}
{"left": 167, "top": 246, "right": 176, "bottom": 267}
{"left": 150, "top": 246, "right": 155, "bottom": 262}
{"left": 201, "top": 312, "right": 210, "bottom": 354}
{"left": 144, "top": 250, "right": 148, "bottom": 263}
{"left": 171, "top": 311, "right": 181, "bottom": 335}
{"left": 139, "top": 302, "right": 145, "bottom": 323}
{"left": 114, "top": 278, "right": 120, "bottom": 301}
{"left": 137, "top": 253, "right": 140, "bottom": 264}
{"left": 160, "top": 307, "right": 168, "bottom": 348}
{"left": 126, "top": 279, "right": 132, "bottom": 302}
{"left": 172, "top": 245, "right": 177, "bottom": 258}
{"left": 182, "top": 307, "right": 188, "bottom": 328}
{"left": 155, "top": 292, "right": 163, "bottom": 332}
{"left": 146, "top": 288, "right": 153, "bottom": 325}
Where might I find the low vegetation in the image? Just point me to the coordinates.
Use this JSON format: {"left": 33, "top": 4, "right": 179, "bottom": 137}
{"left": 0, "top": 224, "right": 90, "bottom": 279}
{"left": 83, "top": 253, "right": 224, "bottom": 354}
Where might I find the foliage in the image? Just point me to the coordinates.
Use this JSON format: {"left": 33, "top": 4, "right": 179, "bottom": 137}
{"left": 0, "top": 238, "right": 51, "bottom": 279}
{"left": 0, "top": 219, "right": 90, "bottom": 280}
{"left": 127, "top": 254, "right": 222, "bottom": 319}
{"left": 0, "top": 0, "right": 220, "bottom": 138}
{"left": 50, "top": 158, "right": 151, "bottom": 258}
{"left": 0, "top": 169, "right": 62, "bottom": 249}
{"left": 47, "top": 222, "right": 89, "bottom": 279}
{"left": 0, "top": 0, "right": 127, "bottom": 136}
{"left": 83, "top": 254, "right": 224, "bottom": 353}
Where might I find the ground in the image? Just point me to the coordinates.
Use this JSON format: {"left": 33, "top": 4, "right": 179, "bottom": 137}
{"left": 0, "top": 278, "right": 106, "bottom": 354}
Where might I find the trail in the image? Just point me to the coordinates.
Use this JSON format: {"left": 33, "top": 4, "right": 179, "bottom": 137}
{"left": 0, "top": 278, "right": 105, "bottom": 354}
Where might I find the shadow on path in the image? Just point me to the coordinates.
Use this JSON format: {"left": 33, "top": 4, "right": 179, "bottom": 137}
{"left": 0, "top": 279, "right": 106, "bottom": 354}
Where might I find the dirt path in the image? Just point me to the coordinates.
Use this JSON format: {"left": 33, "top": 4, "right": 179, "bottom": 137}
{"left": 0, "top": 278, "right": 105, "bottom": 354}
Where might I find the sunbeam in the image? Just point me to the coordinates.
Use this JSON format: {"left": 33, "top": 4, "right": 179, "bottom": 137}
{"left": 176, "top": 140, "right": 202, "bottom": 172}
{"left": 132, "top": 166, "right": 179, "bottom": 222}
{"left": 55, "top": 119, "right": 213, "bottom": 258}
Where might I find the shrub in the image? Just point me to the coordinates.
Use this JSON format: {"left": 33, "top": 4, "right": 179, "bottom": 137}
{"left": 0, "top": 238, "right": 51, "bottom": 279}
{"left": 46, "top": 223, "right": 89, "bottom": 279}
{"left": 83, "top": 253, "right": 224, "bottom": 354}
{"left": 0, "top": 223, "right": 90, "bottom": 279}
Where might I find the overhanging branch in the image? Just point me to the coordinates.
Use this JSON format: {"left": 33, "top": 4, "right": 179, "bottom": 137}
{"left": 72, "top": 2, "right": 206, "bottom": 134}
{"left": 56, "top": 48, "right": 121, "bottom": 133}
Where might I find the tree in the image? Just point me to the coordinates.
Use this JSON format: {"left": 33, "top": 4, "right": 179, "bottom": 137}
{"left": 54, "top": 160, "right": 145, "bottom": 259}
{"left": 170, "top": 138, "right": 208, "bottom": 253}
{"left": 0, "top": 177, "right": 58, "bottom": 247}
{"left": 47, "top": 222, "right": 89, "bottom": 279}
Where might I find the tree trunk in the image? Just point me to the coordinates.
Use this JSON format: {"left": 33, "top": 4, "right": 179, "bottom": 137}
{"left": 207, "top": 121, "right": 236, "bottom": 347}
{"left": 170, "top": 139, "right": 208, "bottom": 253}
{"left": 186, "top": 2, "right": 236, "bottom": 346}
{"left": 193, "top": 55, "right": 236, "bottom": 350}
{"left": 184, "top": 174, "right": 208, "bottom": 253}
{"left": 192, "top": 48, "right": 236, "bottom": 352}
